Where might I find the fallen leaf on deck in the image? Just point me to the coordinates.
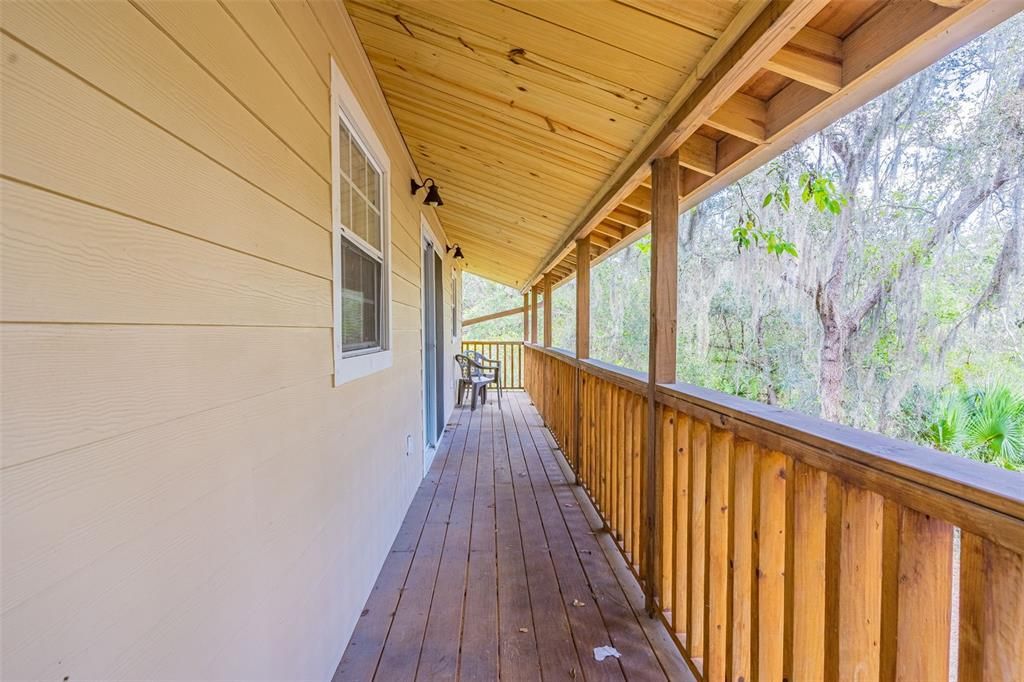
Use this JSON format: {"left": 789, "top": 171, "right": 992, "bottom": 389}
{"left": 519, "top": 627, "right": 529, "bottom": 633}
{"left": 572, "top": 599, "right": 586, "bottom": 607}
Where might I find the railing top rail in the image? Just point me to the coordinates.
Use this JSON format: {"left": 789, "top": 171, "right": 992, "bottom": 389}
{"left": 462, "top": 340, "right": 524, "bottom": 345}
{"left": 526, "top": 345, "right": 1024, "bottom": 550}
{"left": 524, "top": 343, "right": 578, "bottom": 365}
{"left": 580, "top": 358, "right": 647, "bottom": 394}
{"left": 657, "top": 381, "right": 1024, "bottom": 526}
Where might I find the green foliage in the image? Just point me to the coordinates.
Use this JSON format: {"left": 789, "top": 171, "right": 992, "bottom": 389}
{"left": 732, "top": 168, "right": 848, "bottom": 258}
{"left": 923, "top": 383, "right": 1024, "bottom": 470}
{"left": 731, "top": 210, "right": 799, "bottom": 258}
{"left": 797, "top": 171, "right": 848, "bottom": 215}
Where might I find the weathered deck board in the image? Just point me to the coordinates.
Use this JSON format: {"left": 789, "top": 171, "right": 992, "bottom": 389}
{"left": 335, "top": 393, "right": 690, "bottom": 681}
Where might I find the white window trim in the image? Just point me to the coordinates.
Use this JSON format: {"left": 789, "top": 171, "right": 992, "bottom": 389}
{"left": 331, "top": 58, "right": 393, "bottom": 387}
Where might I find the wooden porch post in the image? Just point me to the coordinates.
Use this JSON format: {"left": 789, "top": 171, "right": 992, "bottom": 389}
{"left": 542, "top": 273, "right": 553, "bottom": 348}
{"left": 575, "top": 236, "right": 591, "bottom": 360}
{"left": 530, "top": 287, "right": 539, "bottom": 344}
{"left": 645, "top": 151, "right": 679, "bottom": 615}
{"left": 523, "top": 293, "right": 529, "bottom": 343}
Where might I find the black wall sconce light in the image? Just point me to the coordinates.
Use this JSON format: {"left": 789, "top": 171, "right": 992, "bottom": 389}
{"left": 446, "top": 244, "right": 465, "bottom": 260}
{"left": 411, "top": 177, "right": 444, "bottom": 207}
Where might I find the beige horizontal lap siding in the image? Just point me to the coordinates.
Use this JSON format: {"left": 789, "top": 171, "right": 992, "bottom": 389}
{"left": 0, "top": 0, "right": 447, "bottom": 679}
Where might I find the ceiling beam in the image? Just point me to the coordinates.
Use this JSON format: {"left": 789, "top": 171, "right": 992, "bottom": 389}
{"left": 705, "top": 91, "right": 767, "bottom": 143}
{"left": 593, "top": 222, "right": 625, "bottom": 239}
{"left": 605, "top": 206, "right": 648, "bottom": 229}
{"left": 462, "top": 306, "right": 525, "bottom": 328}
{"left": 764, "top": 27, "right": 843, "bottom": 93}
{"left": 678, "top": 133, "right": 718, "bottom": 176}
{"left": 621, "top": 185, "right": 652, "bottom": 212}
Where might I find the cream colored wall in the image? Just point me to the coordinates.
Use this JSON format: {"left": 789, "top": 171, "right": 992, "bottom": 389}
{"left": 0, "top": 1, "right": 456, "bottom": 679}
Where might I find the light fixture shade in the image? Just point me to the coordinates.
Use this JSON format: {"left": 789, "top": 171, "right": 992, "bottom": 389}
{"left": 452, "top": 245, "right": 464, "bottom": 259}
{"left": 423, "top": 183, "right": 444, "bottom": 207}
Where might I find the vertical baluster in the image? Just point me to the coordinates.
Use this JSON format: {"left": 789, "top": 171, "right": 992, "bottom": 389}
{"left": 706, "top": 428, "right": 734, "bottom": 682}
{"left": 585, "top": 374, "right": 592, "bottom": 486}
{"left": 632, "top": 394, "right": 643, "bottom": 571}
{"left": 600, "top": 379, "right": 608, "bottom": 520}
{"left": 623, "top": 393, "right": 634, "bottom": 558}
{"left": 611, "top": 386, "right": 621, "bottom": 538}
{"left": 673, "top": 413, "right": 691, "bottom": 640}
{"left": 893, "top": 507, "right": 953, "bottom": 681}
{"left": 688, "top": 419, "right": 709, "bottom": 660}
{"left": 959, "top": 532, "right": 1024, "bottom": 681}
{"left": 791, "top": 462, "right": 839, "bottom": 682}
{"left": 659, "top": 407, "right": 675, "bottom": 615}
{"left": 731, "top": 440, "right": 759, "bottom": 682}
{"left": 757, "top": 450, "right": 790, "bottom": 682}
{"left": 636, "top": 397, "right": 646, "bottom": 575}
{"left": 837, "top": 484, "right": 887, "bottom": 681}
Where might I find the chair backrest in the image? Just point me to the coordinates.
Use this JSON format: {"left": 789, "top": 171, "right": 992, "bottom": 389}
{"left": 455, "top": 354, "right": 476, "bottom": 379}
{"left": 465, "top": 349, "right": 490, "bottom": 365}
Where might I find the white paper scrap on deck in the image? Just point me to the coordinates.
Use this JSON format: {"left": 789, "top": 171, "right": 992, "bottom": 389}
{"left": 593, "top": 646, "right": 622, "bottom": 662}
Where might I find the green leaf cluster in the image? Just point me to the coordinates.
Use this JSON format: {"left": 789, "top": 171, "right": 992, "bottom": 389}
{"left": 731, "top": 211, "right": 798, "bottom": 258}
{"left": 798, "top": 172, "right": 848, "bottom": 215}
{"left": 923, "top": 383, "right": 1024, "bottom": 470}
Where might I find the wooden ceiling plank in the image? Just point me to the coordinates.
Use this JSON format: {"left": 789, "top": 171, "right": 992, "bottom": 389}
{"left": 402, "top": 127, "right": 609, "bottom": 186}
{"left": 378, "top": 76, "right": 626, "bottom": 164}
{"left": 705, "top": 91, "right": 768, "bottom": 143}
{"left": 364, "top": 46, "right": 649, "bottom": 156}
{"left": 615, "top": 0, "right": 746, "bottom": 38}
{"left": 348, "top": 1, "right": 667, "bottom": 122}
{"left": 372, "top": 63, "right": 631, "bottom": 158}
{"left": 492, "top": 0, "right": 715, "bottom": 69}
{"left": 423, "top": 183, "right": 573, "bottom": 234}
{"left": 404, "top": 132, "right": 607, "bottom": 192}
{"left": 392, "top": 107, "right": 617, "bottom": 180}
{"left": 381, "top": 0, "right": 689, "bottom": 100}
{"left": 399, "top": 121, "right": 610, "bottom": 190}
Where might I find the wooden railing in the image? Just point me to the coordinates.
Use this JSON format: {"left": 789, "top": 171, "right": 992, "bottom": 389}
{"left": 461, "top": 340, "right": 524, "bottom": 389}
{"left": 524, "top": 343, "right": 1024, "bottom": 681}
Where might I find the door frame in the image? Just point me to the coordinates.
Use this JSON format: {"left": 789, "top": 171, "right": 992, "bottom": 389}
{"left": 420, "top": 215, "right": 449, "bottom": 475}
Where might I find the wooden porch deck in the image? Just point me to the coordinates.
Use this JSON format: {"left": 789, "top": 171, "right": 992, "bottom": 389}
{"left": 334, "top": 392, "right": 690, "bottom": 681}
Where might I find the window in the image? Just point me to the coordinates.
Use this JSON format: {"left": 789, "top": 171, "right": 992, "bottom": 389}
{"left": 331, "top": 59, "right": 391, "bottom": 385}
